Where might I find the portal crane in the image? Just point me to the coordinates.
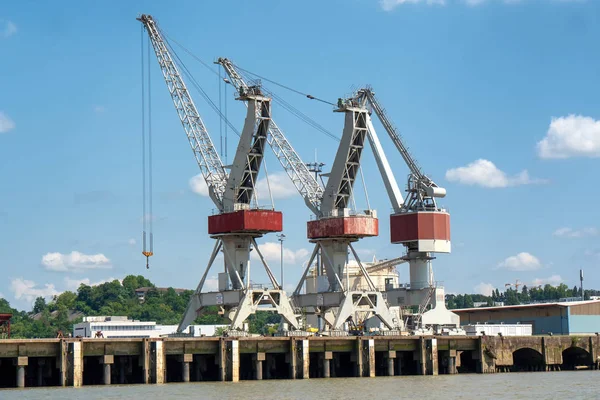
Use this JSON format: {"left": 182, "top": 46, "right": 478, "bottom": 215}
{"left": 218, "top": 59, "right": 401, "bottom": 331}
{"left": 348, "top": 88, "right": 458, "bottom": 330}
{"left": 138, "top": 15, "right": 299, "bottom": 332}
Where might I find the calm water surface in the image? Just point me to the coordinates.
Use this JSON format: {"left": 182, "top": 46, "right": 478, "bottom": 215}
{"left": 1, "top": 372, "right": 597, "bottom": 400}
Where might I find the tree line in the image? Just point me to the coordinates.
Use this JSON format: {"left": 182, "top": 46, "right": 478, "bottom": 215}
{"left": 446, "top": 284, "right": 599, "bottom": 309}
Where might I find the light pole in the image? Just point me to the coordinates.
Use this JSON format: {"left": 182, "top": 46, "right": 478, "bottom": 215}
{"left": 277, "top": 233, "right": 286, "bottom": 289}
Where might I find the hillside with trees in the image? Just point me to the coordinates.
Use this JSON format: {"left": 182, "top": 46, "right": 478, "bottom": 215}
{"left": 1, "top": 276, "right": 598, "bottom": 338}
{"left": 446, "top": 284, "right": 599, "bottom": 309}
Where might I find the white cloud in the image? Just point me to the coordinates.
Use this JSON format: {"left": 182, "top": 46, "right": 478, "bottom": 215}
{"left": 64, "top": 277, "right": 116, "bottom": 291}
{"left": 531, "top": 274, "right": 563, "bottom": 287}
{"left": 189, "top": 174, "right": 210, "bottom": 196}
{"left": 190, "top": 171, "right": 297, "bottom": 202}
{"left": 93, "top": 105, "right": 106, "bottom": 113}
{"left": 0, "top": 20, "right": 16, "bottom": 38}
{"left": 203, "top": 276, "right": 219, "bottom": 292}
{"left": 537, "top": 115, "right": 600, "bottom": 159}
{"left": 41, "top": 251, "right": 111, "bottom": 272}
{"left": 498, "top": 252, "right": 541, "bottom": 271}
{"left": 251, "top": 241, "right": 309, "bottom": 265}
{"left": 0, "top": 112, "right": 15, "bottom": 134}
{"left": 128, "top": 238, "right": 137, "bottom": 246}
{"left": 474, "top": 282, "right": 495, "bottom": 296}
{"left": 380, "top": 0, "right": 445, "bottom": 11}
{"left": 11, "top": 278, "right": 60, "bottom": 304}
{"left": 445, "top": 159, "right": 544, "bottom": 188}
{"left": 553, "top": 227, "right": 598, "bottom": 238}
{"left": 255, "top": 172, "right": 297, "bottom": 201}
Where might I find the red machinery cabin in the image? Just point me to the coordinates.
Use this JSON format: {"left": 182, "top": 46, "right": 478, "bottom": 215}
{"left": 390, "top": 211, "right": 450, "bottom": 253}
{"left": 307, "top": 216, "right": 378, "bottom": 239}
{"left": 208, "top": 210, "right": 283, "bottom": 235}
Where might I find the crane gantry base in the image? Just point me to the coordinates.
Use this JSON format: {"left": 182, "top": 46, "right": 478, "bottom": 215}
{"left": 177, "top": 230, "right": 299, "bottom": 333}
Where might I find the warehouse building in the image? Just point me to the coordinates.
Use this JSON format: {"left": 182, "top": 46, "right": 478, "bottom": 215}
{"left": 453, "top": 300, "right": 600, "bottom": 335}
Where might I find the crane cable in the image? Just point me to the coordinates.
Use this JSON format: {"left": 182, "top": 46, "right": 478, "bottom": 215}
{"left": 162, "top": 33, "right": 241, "bottom": 138}
{"left": 160, "top": 28, "right": 339, "bottom": 142}
{"left": 141, "top": 26, "right": 154, "bottom": 269}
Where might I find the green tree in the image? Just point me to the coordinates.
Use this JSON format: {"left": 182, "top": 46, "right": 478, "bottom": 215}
{"left": 33, "top": 297, "right": 47, "bottom": 314}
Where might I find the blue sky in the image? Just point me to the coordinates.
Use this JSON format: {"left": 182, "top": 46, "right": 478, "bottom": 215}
{"left": 1, "top": 0, "right": 599, "bottom": 309}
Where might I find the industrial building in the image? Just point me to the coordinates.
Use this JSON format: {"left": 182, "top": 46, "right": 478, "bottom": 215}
{"left": 72, "top": 316, "right": 226, "bottom": 338}
{"left": 453, "top": 300, "right": 600, "bottom": 335}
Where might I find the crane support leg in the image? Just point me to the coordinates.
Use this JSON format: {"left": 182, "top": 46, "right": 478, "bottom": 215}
{"left": 177, "top": 240, "right": 223, "bottom": 332}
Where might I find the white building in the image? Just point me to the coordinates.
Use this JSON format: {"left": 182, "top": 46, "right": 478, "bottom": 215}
{"left": 463, "top": 323, "right": 533, "bottom": 337}
{"left": 73, "top": 316, "right": 226, "bottom": 338}
{"left": 304, "top": 258, "right": 402, "bottom": 329}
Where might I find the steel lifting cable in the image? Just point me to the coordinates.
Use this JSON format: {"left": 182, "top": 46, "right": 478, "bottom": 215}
{"left": 147, "top": 35, "right": 154, "bottom": 263}
{"left": 236, "top": 68, "right": 339, "bottom": 141}
{"left": 140, "top": 26, "right": 154, "bottom": 269}
{"left": 232, "top": 62, "right": 337, "bottom": 107}
{"left": 161, "top": 28, "right": 340, "bottom": 143}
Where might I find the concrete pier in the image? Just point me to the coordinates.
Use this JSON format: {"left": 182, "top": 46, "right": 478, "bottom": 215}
{"left": 16, "top": 356, "right": 27, "bottom": 388}
{"left": 387, "top": 350, "right": 396, "bottom": 376}
{"left": 101, "top": 355, "right": 113, "bottom": 385}
{"left": 0, "top": 334, "right": 597, "bottom": 388}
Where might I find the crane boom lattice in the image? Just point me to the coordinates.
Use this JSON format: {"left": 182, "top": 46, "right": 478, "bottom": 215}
{"left": 138, "top": 14, "right": 227, "bottom": 209}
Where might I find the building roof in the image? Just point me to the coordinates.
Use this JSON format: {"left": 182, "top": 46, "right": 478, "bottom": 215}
{"left": 453, "top": 299, "right": 600, "bottom": 313}
{"left": 0, "top": 314, "right": 12, "bottom": 322}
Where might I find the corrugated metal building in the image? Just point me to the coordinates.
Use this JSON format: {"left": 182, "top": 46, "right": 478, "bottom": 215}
{"left": 453, "top": 300, "right": 600, "bottom": 335}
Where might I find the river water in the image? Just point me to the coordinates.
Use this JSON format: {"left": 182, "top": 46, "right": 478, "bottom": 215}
{"left": 0, "top": 372, "right": 597, "bottom": 399}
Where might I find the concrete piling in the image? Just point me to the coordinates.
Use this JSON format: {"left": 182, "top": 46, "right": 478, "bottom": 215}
{"left": 101, "top": 355, "right": 113, "bottom": 385}
{"left": 323, "top": 351, "right": 332, "bottom": 378}
{"left": 387, "top": 350, "right": 396, "bottom": 376}
{"left": 16, "top": 356, "right": 27, "bottom": 388}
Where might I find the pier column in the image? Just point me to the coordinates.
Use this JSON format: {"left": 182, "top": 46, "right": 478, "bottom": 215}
{"left": 290, "top": 339, "right": 297, "bottom": 379}
{"left": 367, "top": 339, "right": 375, "bottom": 377}
{"left": 219, "top": 339, "right": 226, "bottom": 381}
{"left": 355, "top": 338, "right": 363, "bottom": 377}
{"left": 181, "top": 354, "right": 192, "bottom": 383}
{"left": 101, "top": 355, "right": 114, "bottom": 385}
{"left": 58, "top": 340, "right": 68, "bottom": 387}
{"left": 301, "top": 339, "right": 309, "bottom": 379}
{"left": 16, "top": 356, "right": 27, "bottom": 388}
{"left": 417, "top": 337, "right": 426, "bottom": 375}
{"left": 387, "top": 351, "right": 396, "bottom": 376}
{"left": 323, "top": 351, "right": 332, "bottom": 378}
{"left": 141, "top": 339, "right": 151, "bottom": 384}
{"left": 430, "top": 338, "right": 438, "bottom": 376}
{"left": 154, "top": 340, "right": 165, "bottom": 384}
{"left": 230, "top": 340, "right": 239, "bottom": 382}
{"left": 447, "top": 350, "right": 457, "bottom": 374}
{"left": 70, "top": 341, "right": 83, "bottom": 387}
{"left": 255, "top": 352, "right": 265, "bottom": 380}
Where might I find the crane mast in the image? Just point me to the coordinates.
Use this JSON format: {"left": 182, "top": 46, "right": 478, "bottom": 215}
{"left": 218, "top": 61, "right": 401, "bottom": 332}
{"left": 139, "top": 15, "right": 299, "bottom": 333}
{"left": 357, "top": 88, "right": 446, "bottom": 213}
{"left": 348, "top": 87, "right": 457, "bottom": 331}
{"left": 217, "top": 58, "right": 324, "bottom": 217}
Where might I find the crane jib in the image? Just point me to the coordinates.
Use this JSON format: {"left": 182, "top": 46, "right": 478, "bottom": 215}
{"left": 139, "top": 14, "right": 227, "bottom": 210}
